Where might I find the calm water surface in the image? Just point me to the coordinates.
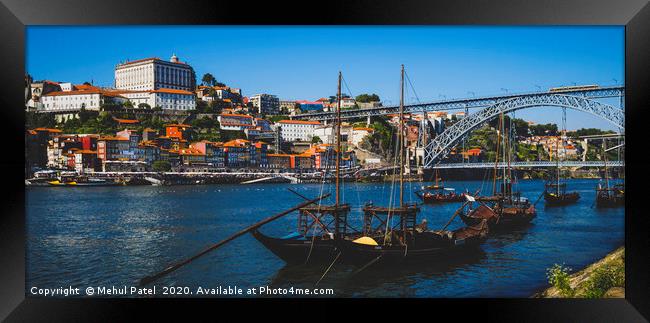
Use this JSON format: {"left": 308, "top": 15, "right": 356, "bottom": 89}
{"left": 26, "top": 179, "right": 624, "bottom": 297}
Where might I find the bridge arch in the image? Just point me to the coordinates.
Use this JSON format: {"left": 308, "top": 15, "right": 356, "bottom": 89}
{"left": 423, "top": 93, "right": 624, "bottom": 168}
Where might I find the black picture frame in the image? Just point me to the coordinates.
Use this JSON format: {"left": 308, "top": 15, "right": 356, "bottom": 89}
{"left": 2, "top": 0, "right": 649, "bottom": 321}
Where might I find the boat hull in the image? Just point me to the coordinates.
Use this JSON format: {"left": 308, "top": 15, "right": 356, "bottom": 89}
{"left": 460, "top": 204, "right": 535, "bottom": 232}
{"left": 596, "top": 196, "right": 624, "bottom": 208}
{"left": 251, "top": 230, "right": 340, "bottom": 265}
{"left": 544, "top": 192, "right": 580, "bottom": 206}
{"left": 338, "top": 231, "right": 486, "bottom": 266}
{"left": 414, "top": 191, "right": 465, "bottom": 204}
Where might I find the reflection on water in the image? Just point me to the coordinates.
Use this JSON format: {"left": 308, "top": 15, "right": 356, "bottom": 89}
{"left": 26, "top": 179, "right": 623, "bottom": 297}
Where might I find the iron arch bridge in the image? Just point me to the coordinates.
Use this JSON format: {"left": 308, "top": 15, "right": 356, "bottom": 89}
{"left": 291, "top": 86, "right": 623, "bottom": 121}
{"left": 423, "top": 93, "right": 625, "bottom": 168}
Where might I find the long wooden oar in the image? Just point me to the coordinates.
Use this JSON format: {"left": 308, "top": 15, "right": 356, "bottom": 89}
{"left": 439, "top": 201, "right": 470, "bottom": 232}
{"left": 139, "top": 193, "right": 331, "bottom": 286}
{"left": 533, "top": 190, "right": 545, "bottom": 207}
{"left": 287, "top": 187, "right": 311, "bottom": 201}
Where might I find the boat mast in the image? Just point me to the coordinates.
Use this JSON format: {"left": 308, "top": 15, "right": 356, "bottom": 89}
{"left": 603, "top": 139, "right": 609, "bottom": 193}
{"left": 492, "top": 114, "right": 501, "bottom": 196}
{"left": 556, "top": 135, "right": 560, "bottom": 195}
{"left": 335, "top": 71, "right": 342, "bottom": 207}
{"left": 501, "top": 112, "right": 506, "bottom": 199}
{"left": 399, "top": 64, "right": 405, "bottom": 207}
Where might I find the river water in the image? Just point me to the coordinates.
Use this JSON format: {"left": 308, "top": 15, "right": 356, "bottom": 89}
{"left": 26, "top": 179, "right": 624, "bottom": 297}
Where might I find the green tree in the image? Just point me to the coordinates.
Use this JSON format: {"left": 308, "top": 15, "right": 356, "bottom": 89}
{"left": 152, "top": 160, "right": 172, "bottom": 172}
{"left": 573, "top": 128, "right": 615, "bottom": 138}
{"left": 78, "top": 105, "right": 98, "bottom": 124}
{"left": 266, "top": 115, "right": 289, "bottom": 123}
{"left": 202, "top": 73, "right": 216, "bottom": 86}
{"left": 530, "top": 123, "right": 559, "bottom": 136}
{"left": 355, "top": 93, "right": 380, "bottom": 103}
{"left": 220, "top": 130, "right": 247, "bottom": 141}
{"left": 311, "top": 136, "right": 321, "bottom": 144}
{"left": 138, "top": 103, "right": 151, "bottom": 110}
{"left": 512, "top": 118, "right": 530, "bottom": 138}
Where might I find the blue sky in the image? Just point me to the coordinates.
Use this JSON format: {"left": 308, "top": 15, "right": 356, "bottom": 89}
{"left": 26, "top": 26, "right": 624, "bottom": 130}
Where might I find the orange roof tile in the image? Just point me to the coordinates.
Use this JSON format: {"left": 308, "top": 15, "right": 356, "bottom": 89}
{"left": 221, "top": 113, "right": 253, "bottom": 119}
{"left": 74, "top": 149, "right": 97, "bottom": 154}
{"left": 33, "top": 127, "right": 62, "bottom": 133}
{"left": 177, "top": 148, "right": 205, "bottom": 156}
{"left": 43, "top": 90, "right": 102, "bottom": 96}
{"left": 113, "top": 118, "right": 140, "bottom": 124}
{"left": 151, "top": 88, "right": 194, "bottom": 95}
{"left": 73, "top": 84, "right": 101, "bottom": 91}
{"left": 98, "top": 136, "right": 128, "bottom": 141}
{"left": 353, "top": 127, "right": 374, "bottom": 132}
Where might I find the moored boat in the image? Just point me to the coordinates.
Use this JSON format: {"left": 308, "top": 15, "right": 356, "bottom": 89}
{"left": 544, "top": 135, "right": 580, "bottom": 206}
{"left": 595, "top": 139, "right": 624, "bottom": 208}
{"left": 339, "top": 65, "right": 489, "bottom": 266}
{"left": 460, "top": 111, "right": 536, "bottom": 231}
{"left": 251, "top": 71, "right": 358, "bottom": 265}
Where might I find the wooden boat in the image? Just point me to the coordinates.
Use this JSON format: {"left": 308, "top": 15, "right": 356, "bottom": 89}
{"left": 460, "top": 112, "right": 536, "bottom": 231}
{"left": 252, "top": 228, "right": 341, "bottom": 265}
{"left": 459, "top": 194, "right": 535, "bottom": 231}
{"left": 596, "top": 183, "right": 624, "bottom": 208}
{"left": 339, "top": 219, "right": 488, "bottom": 265}
{"left": 415, "top": 187, "right": 465, "bottom": 203}
{"left": 544, "top": 183, "right": 580, "bottom": 205}
{"left": 339, "top": 65, "right": 489, "bottom": 266}
{"left": 544, "top": 136, "right": 580, "bottom": 206}
{"left": 251, "top": 72, "right": 358, "bottom": 265}
{"left": 415, "top": 169, "right": 465, "bottom": 203}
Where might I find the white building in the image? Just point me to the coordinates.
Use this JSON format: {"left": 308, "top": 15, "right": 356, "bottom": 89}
{"left": 26, "top": 81, "right": 62, "bottom": 110}
{"left": 59, "top": 82, "right": 74, "bottom": 91}
{"left": 114, "top": 54, "right": 196, "bottom": 92}
{"left": 277, "top": 120, "right": 321, "bottom": 142}
{"left": 40, "top": 88, "right": 128, "bottom": 112}
{"left": 313, "top": 124, "right": 351, "bottom": 144}
{"left": 249, "top": 94, "right": 280, "bottom": 115}
{"left": 196, "top": 86, "right": 242, "bottom": 103}
{"left": 341, "top": 97, "right": 356, "bottom": 109}
{"left": 118, "top": 88, "right": 196, "bottom": 111}
{"left": 349, "top": 127, "right": 374, "bottom": 146}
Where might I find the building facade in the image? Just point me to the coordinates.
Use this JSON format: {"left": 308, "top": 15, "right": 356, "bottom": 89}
{"left": 277, "top": 120, "right": 321, "bottom": 142}
{"left": 114, "top": 54, "right": 196, "bottom": 92}
{"left": 249, "top": 94, "right": 280, "bottom": 115}
{"left": 40, "top": 89, "right": 128, "bottom": 112}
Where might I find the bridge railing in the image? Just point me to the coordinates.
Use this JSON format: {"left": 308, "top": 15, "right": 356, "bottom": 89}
{"left": 430, "top": 160, "right": 623, "bottom": 169}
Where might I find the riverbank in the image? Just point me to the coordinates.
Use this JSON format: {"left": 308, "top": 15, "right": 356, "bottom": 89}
{"left": 533, "top": 246, "right": 625, "bottom": 298}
